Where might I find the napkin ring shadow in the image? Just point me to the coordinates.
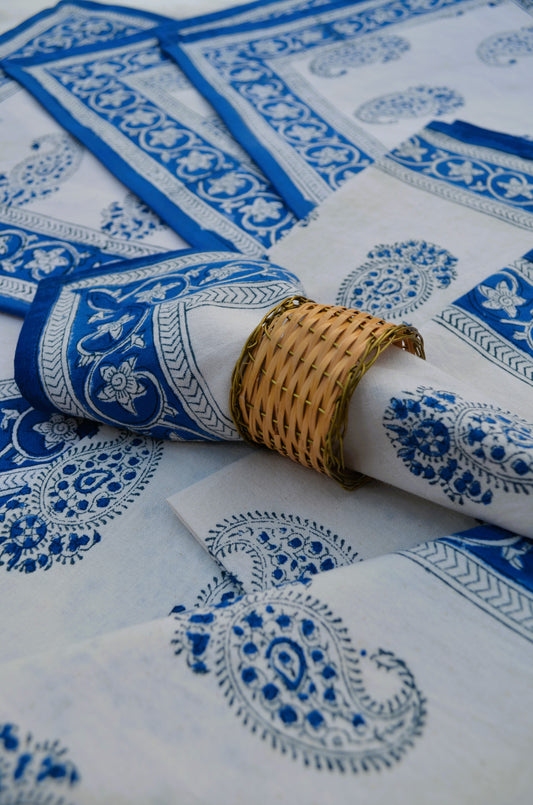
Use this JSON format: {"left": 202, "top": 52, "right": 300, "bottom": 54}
{"left": 230, "top": 296, "right": 425, "bottom": 489}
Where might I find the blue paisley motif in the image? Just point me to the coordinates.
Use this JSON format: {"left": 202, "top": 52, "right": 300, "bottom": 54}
{"left": 170, "top": 572, "right": 245, "bottom": 615}
{"left": 0, "top": 722, "right": 79, "bottom": 803}
{"left": 336, "top": 239, "right": 457, "bottom": 318}
{"left": 173, "top": 587, "right": 426, "bottom": 772}
{"left": 0, "top": 381, "right": 162, "bottom": 573}
{"left": 384, "top": 386, "right": 533, "bottom": 506}
{"left": 355, "top": 86, "right": 464, "bottom": 124}
{"left": 100, "top": 192, "right": 164, "bottom": 240}
{"left": 309, "top": 34, "right": 410, "bottom": 77}
{"left": 0, "top": 432, "right": 162, "bottom": 573}
{"left": 207, "top": 511, "right": 357, "bottom": 589}
{"left": 477, "top": 26, "right": 533, "bottom": 67}
{"left": 0, "top": 134, "right": 83, "bottom": 206}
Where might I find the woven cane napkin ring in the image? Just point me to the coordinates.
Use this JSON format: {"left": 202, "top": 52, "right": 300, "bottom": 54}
{"left": 230, "top": 296, "right": 425, "bottom": 489}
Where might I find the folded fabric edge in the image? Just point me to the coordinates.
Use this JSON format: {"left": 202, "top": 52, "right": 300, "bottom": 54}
{"left": 159, "top": 34, "right": 316, "bottom": 218}
{"left": 13, "top": 246, "right": 212, "bottom": 414}
{"left": 0, "top": 39, "right": 252, "bottom": 253}
{"left": 161, "top": 0, "right": 354, "bottom": 43}
{"left": 427, "top": 120, "right": 533, "bottom": 161}
{"left": 0, "top": 292, "right": 34, "bottom": 318}
{"left": 158, "top": 0, "right": 300, "bottom": 34}
{"left": 0, "top": 0, "right": 172, "bottom": 53}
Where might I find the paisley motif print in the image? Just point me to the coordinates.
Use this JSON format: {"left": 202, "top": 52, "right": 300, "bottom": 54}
{"left": 0, "top": 386, "right": 162, "bottom": 574}
{"left": 0, "top": 134, "right": 83, "bottom": 206}
{"left": 0, "top": 722, "right": 79, "bottom": 804}
{"left": 207, "top": 512, "right": 357, "bottom": 589}
{"left": 170, "top": 572, "right": 245, "bottom": 615}
{"left": 309, "top": 35, "right": 410, "bottom": 77}
{"left": 384, "top": 386, "right": 533, "bottom": 506}
{"left": 477, "top": 27, "right": 533, "bottom": 67}
{"left": 336, "top": 240, "right": 458, "bottom": 318}
{"left": 173, "top": 587, "right": 426, "bottom": 772}
{"left": 100, "top": 192, "right": 165, "bottom": 240}
{"left": 355, "top": 86, "right": 464, "bottom": 124}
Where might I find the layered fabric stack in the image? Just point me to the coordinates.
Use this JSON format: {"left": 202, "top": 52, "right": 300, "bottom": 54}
{"left": 0, "top": 1, "right": 531, "bottom": 803}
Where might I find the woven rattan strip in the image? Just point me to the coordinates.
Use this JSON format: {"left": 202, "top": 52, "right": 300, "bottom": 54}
{"left": 230, "top": 296, "right": 425, "bottom": 489}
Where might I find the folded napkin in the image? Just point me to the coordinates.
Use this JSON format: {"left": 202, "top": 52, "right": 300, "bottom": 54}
{"left": 2, "top": 28, "right": 299, "bottom": 256}
{"left": 13, "top": 247, "right": 533, "bottom": 536}
{"left": 163, "top": 0, "right": 533, "bottom": 215}
{"left": 0, "top": 0, "right": 186, "bottom": 316}
{"left": 15, "top": 249, "right": 303, "bottom": 440}
{"left": 0, "top": 523, "right": 530, "bottom": 804}
{"left": 422, "top": 249, "right": 533, "bottom": 414}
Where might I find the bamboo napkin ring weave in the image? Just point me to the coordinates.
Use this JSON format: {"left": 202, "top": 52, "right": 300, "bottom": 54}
{"left": 230, "top": 296, "right": 425, "bottom": 489}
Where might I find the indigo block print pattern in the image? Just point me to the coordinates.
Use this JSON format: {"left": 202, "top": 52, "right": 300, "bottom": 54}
{"left": 383, "top": 124, "right": 533, "bottom": 230}
{"left": 207, "top": 511, "right": 358, "bottom": 590}
{"left": 100, "top": 192, "right": 165, "bottom": 240}
{"left": 170, "top": 0, "right": 473, "bottom": 211}
{"left": 309, "top": 35, "right": 410, "bottom": 77}
{"left": 477, "top": 26, "right": 533, "bottom": 66}
{"left": 0, "top": 379, "right": 162, "bottom": 573}
{"left": 173, "top": 586, "right": 426, "bottom": 772}
{"left": 438, "top": 258, "right": 533, "bottom": 387}
{"left": 355, "top": 86, "right": 464, "bottom": 124}
{"left": 0, "top": 3, "right": 165, "bottom": 62}
{"left": 170, "top": 571, "right": 245, "bottom": 616}
{"left": 402, "top": 524, "right": 533, "bottom": 642}
{"left": 7, "top": 38, "right": 297, "bottom": 256}
{"left": 0, "top": 133, "right": 82, "bottom": 206}
{"left": 0, "top": 4, "right": 175, "bottom": 316}
{"left": 336, "top": 239, "right": 457, "bottom": 318}
{"left": 16, "top": 252, "right": 302, "bottom": 441}
{"left": 384, "top": 386, "right": 533, "bottom": 507}
{"left": 0, "top": 722, "right": 79, "bottom": 803}
{"left": 0, "top": 221, "right": 120, "bottom": 281}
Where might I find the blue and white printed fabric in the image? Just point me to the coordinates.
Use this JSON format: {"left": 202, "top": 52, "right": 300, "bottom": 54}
{"left": 168, "top": 449, "right": 476, "bottom": 599}
{"left": 0, "top": 372, "right": 249, "bottom": 664}
{"left": 162, "top": 0, "right": 533, "bottom": 215}
{"left": 0, "top": 0, "right": 188, "bottom": 316}
{"left": 0, "top": 523, "right": 530, "bottom": 804}
{"left": 421, "top": 249, "right": 533, "bottom": 414}
{"left": 270, "top": 120, "right": 533, "bottom": 337}
{"left": 2, "top": 29, "right": 300, "bottom": 257}
{"left": 0, "top": 1, "right": 532, "bottom": 802}
{"left": 265, "top": 118, "right": 533, "bottom": 537}
{"left": 15, "top": 249, "right": 302, "bottom": 440}
{"left": 14, "top": 240, "right": 532, "bottom": 534}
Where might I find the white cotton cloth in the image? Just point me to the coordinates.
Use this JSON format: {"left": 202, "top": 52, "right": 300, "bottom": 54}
{"left": 0, "top": 535, "right": 530, "bottom": 804}
{"left": 269, "top": 136, "right": 533, "bottom": 331}
{"left": 168, "top": 449, "right": 476, "bottom": 593}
